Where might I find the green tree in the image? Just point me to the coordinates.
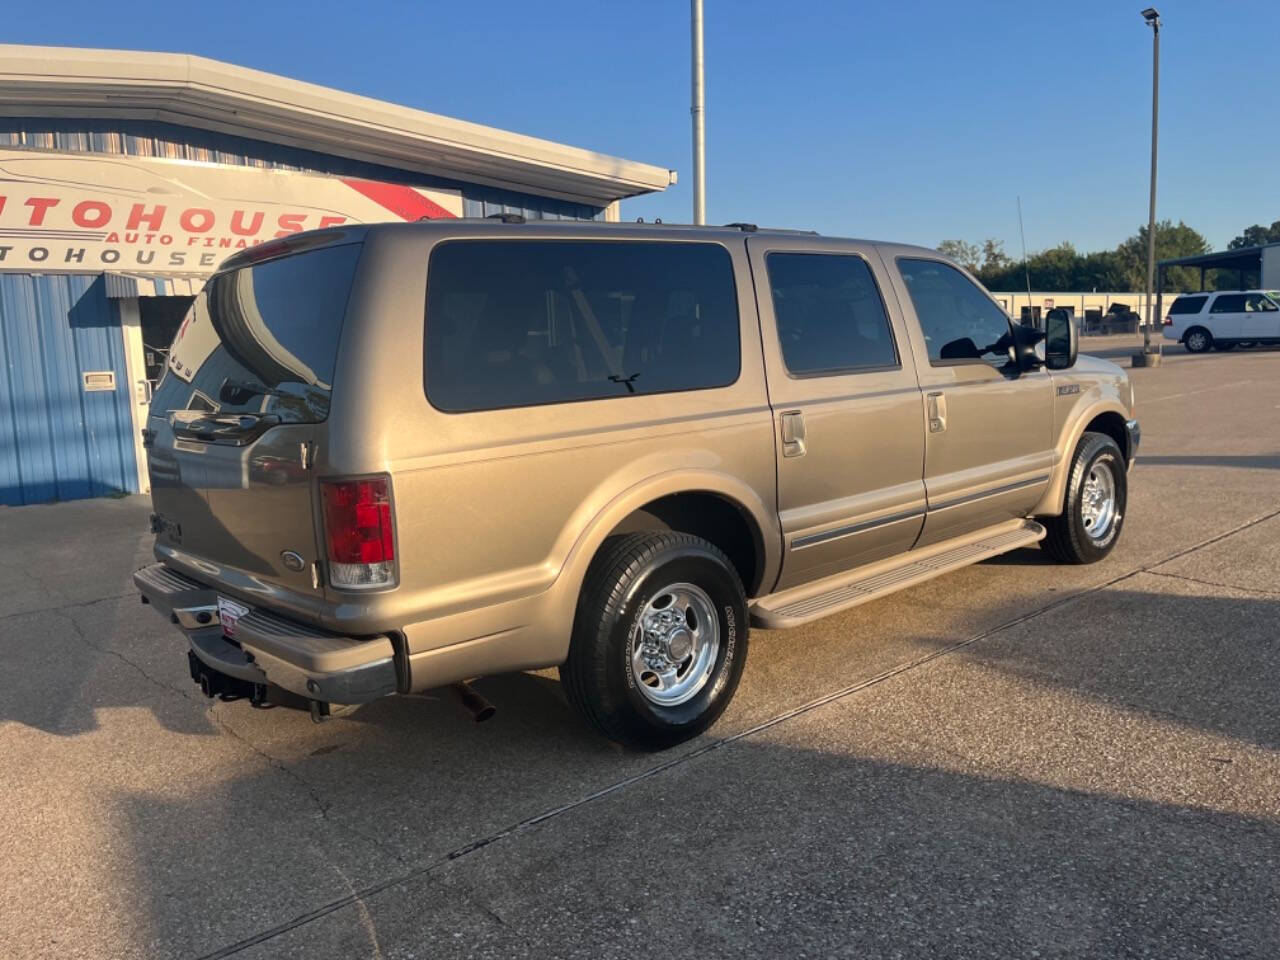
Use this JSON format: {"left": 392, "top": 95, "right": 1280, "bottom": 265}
{"left": 980, "top": 238, "right": 1012, "bottom": 275}
{"left": 937, "top": 239, "right": 981, "bottom": 272}
{"left": 1227, "top": 220, "right": 1280, "bottom": 250}
{"left": 1114, "top": 220, "right": 1209, "bottom": 293}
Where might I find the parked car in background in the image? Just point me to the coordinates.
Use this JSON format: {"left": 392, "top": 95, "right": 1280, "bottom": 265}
{"left": 1163, "top": 290, "right": 1280, "bottom": 352}
{"left": 134, "top": 221, "right": 1139, "bottom": 750}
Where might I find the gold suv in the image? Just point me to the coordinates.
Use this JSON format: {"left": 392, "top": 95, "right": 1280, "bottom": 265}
{"left": 135, "top": 221, "right": 1139, "bottom": 749}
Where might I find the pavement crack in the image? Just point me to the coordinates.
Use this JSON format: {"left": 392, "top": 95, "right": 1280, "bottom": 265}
{"left": 209, "top": 709, "right": 411, "bottom": 869}
{"left": 1143, "top": 569, "right": 1280, "bottom": 599}
{"left": 194, "top": 503, "right": 1280, "bottom": 960}
{"left": 49, "top": 608, "right": 194, "bottom": 703}
{"left": 0, "top": 590, "right": 138, "bottom": 625}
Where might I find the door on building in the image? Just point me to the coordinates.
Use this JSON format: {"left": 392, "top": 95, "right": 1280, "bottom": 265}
{"left": 140, "top": 296, "right": 196, "bottom": 391}
{"left": 0, "top": 273, "right": 138, "bottom": 505}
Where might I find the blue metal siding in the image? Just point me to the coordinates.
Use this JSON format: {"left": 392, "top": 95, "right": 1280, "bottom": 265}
{"left": 0, "top": 118, "right": 605, "bottom": 222}
{"left": 0, "top": 273, "right": 136, "bottom": 505}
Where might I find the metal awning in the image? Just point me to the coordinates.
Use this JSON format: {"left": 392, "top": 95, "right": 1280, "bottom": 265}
{"left": 1157, "top": 243, "right": 1279, "bottom": 292}
{"left": 104, "top": 273, "right": 206, "bottom": 298}
{"left": 0, "top": 44, "right": 677, "bottom": 207}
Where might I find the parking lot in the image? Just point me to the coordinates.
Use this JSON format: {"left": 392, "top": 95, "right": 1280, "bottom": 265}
{"left": 2, "top": 335, "right": 1278, "bottom": 959}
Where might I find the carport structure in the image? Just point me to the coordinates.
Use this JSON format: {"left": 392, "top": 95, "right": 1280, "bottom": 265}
{"left": 1157, "top": 242, "right": 1280, "bottom": 316}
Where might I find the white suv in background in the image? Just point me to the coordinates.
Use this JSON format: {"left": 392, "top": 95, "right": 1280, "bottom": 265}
{"left": 1163, "top": 290, "right": 1280, "bottom": 352}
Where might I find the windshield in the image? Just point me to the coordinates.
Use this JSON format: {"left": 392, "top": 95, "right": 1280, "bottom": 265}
{"left": 152, "top": 242, "right": 362, "bottom": 424}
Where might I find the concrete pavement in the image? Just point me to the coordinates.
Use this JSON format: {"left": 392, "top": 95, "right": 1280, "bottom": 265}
{"left": 2, "top": 337, "right": 1278, "bottom": 959}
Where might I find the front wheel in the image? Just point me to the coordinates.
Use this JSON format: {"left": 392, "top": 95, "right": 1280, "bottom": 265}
{"left": 560, "top": 532, "right": 748, "bottom": 750}
{"left": 1041, "top": 432, "right": 1127, "bottom": 564}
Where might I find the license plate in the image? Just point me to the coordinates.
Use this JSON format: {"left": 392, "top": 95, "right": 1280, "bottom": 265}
{"left": 217, "top": 596, "right": 249, "bottom": 638}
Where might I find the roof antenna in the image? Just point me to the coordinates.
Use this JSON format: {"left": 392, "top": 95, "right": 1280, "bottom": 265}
{"left": 1017, "top": 196, "right": 1034, "bottom": 327}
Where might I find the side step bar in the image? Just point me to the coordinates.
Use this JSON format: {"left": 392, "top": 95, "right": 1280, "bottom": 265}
{"left": 751, "top": 519, "right": 1046, "bottom": 629}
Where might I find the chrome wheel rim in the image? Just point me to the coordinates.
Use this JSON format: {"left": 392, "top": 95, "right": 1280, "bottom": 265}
{"left": 630, "top": 582, "right": 720, "bottom": 707}
{"left": 1187, "top": 331, "right": 1207, "bottom": 351}
{"left": 1081, "top": 461, "right": 1118, "bottom": 540}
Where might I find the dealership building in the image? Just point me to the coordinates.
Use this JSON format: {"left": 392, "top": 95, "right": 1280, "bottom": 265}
{"left": 0, "top": 44, "right": 674, "bottom": 505}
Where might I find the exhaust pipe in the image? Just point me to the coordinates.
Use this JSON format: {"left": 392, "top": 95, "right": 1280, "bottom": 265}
{"left": 452, "top": 681, "right": 496, "bottom": 723}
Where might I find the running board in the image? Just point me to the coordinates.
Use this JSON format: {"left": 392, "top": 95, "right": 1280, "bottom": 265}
{"left": 750, "top": 519, "right": 1046, "bottom": 629}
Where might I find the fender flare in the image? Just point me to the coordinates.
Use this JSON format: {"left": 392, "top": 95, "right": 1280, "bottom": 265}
{"left": 541, "top": 468, "right": 782, "bottom": 643}
{"left": 1031, "top": 399, "right": 1131, "bottom": 516}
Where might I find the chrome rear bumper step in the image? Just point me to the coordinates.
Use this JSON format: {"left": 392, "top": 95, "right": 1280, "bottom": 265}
{"left": 751, "top": 519, "right": 1046, "bottom": 629}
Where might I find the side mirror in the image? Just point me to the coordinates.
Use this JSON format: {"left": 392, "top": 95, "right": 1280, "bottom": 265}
{"left": 1011, "top": 324, "right": 1044, "bottom": 371}
{"left": 1044, "top": 308, "right": 1078, "bottom": 370}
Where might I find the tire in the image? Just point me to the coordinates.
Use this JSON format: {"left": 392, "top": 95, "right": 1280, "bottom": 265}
{"left": 1041, "top": 432, "right": 1127, "bottom": 564}
{"left": 1183, "top": 327, "right": 1212, "bottom": 353}
{"left": 560, "top": 532, "right": 748, "bottom": 750}
{"left": 1214, "top": 341, "right": 1237, "bottom": 352}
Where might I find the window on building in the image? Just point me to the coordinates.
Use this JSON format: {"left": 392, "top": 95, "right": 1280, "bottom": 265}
{"left": 897, "top": 258, "right": 1014, "bottom": 367}
{"left": 765, "top": 253, "right": 898, "bottom": 375}
{"left": 424, "top": 240, "right": 740, "bottom": 412}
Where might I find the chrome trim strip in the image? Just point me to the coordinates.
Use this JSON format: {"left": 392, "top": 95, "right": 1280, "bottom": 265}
{"left": 928, "top": 475, "right": 1050, "bottom": 513}
{"left": 791, "top": 508, "right": 926, "bottom": 550}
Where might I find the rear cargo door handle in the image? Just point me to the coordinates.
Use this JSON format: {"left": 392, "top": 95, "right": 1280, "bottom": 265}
{"left": 780, "top": 410, "right": 806, "bottom": 458}
{"left": 927, "top": 392, "right": 947, "bottom": 433}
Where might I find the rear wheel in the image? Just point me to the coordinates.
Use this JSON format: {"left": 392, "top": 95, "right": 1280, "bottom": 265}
{"left": 1183, "top": 327, "right": 1212, "bottom": 353}
{"left": 1041, "top": 432, "right": 1127, "bottom": 564}
{"left": 560, "top": 532, "right": 748, "bottom": 750}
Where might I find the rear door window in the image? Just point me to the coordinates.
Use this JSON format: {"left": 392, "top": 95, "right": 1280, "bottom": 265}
{"left": 424, "top": 240, "right": 740, "bottom": 412}
{"left": 1210, "top": 294, "right": 1247, "bottom": 313}
{"left": 1168, "top": 295, "right": 1208, "bottom": 315}
{"left": 764, "top": 253, "right": 898, "bottom": 375}
{"left": 897, "top": 258, "right": 1014, "bottom": 368}
{"left": 152, "top": 241, "right": 362, "bottom": 424}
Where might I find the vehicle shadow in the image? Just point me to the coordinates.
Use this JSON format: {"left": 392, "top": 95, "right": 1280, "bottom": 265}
{"left": 23, "top": 585, "right": 1267, "bottom": 960}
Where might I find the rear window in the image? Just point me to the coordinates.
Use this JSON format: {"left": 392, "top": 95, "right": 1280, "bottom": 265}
{"left": 424, "top": 240, "right": 740, "bottom": 412}
{"left": 1168, "top": 295, "right": 1207, "bottom": 315}
{"left": 152, "top": 242, "right": 362, "bottom": 424}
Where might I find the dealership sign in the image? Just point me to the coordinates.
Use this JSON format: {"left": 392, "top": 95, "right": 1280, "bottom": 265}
{"left": 0, "top": 149, "right": 461, "bottom": 274}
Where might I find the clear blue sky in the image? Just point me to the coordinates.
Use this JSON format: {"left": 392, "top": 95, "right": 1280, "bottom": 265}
{"left": 9, "top": 0, "right": 1277, "bottom": 253}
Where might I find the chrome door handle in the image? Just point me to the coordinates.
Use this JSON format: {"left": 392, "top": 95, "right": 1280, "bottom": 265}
{"left": 780, "top": 410, "right": 806, "bottom": 458}
{"left": 927, "top": 392, "right": 947, "bottom": 433}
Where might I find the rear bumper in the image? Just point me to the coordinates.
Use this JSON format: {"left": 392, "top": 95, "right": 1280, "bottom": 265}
{"left": 133, "top": 563, "right": 398, "bottom": 704}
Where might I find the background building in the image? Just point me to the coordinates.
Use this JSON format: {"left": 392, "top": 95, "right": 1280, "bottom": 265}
{"left": 0, "top": 44, "right": 674, "bottom": 505}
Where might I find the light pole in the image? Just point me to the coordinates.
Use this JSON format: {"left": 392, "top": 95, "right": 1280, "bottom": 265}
{"left": 691, "top": 0, "right": 706, "bottom": 225}
{"left": 1134, "top": 6, "right": 1162, "bottom": 367}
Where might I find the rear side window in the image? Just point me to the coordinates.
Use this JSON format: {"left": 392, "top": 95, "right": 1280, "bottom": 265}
{"left": 897, "top": 258, "right": 1014, "bottom": 367}
{"left": 1168, "top": 295, "right": 1207, "bottom": 315}
{"left": 424, "top": 240, "right": 740, "bottom": 412}
{"left": 765, "top": 253, "right": 898, "bottom": 375}
{"left": 1210, "top": 294, "right": 1247, "bottom": 313}
{"left": 152, "top": 242, "right": 362, "bottom": 424}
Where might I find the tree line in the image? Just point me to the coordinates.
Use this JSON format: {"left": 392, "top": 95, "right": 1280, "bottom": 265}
{"left": 938, "top": 220, "right": 1279, "bottom": 293}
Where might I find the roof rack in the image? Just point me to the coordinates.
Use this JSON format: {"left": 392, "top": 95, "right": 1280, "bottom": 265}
{"left": 485, "top": 213, "right": 527, "bottom": 224}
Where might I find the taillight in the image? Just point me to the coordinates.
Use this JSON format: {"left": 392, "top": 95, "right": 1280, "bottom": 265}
{"left": 1163, "top": 315, "right": 1173, "bottom": 326}
{"left": 320, "top": 476, "right": 395, "bottom": 588}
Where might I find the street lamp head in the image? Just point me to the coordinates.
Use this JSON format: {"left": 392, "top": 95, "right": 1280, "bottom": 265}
{"left": 1141, "top": 7, "right": 1160, "bottom": 25}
